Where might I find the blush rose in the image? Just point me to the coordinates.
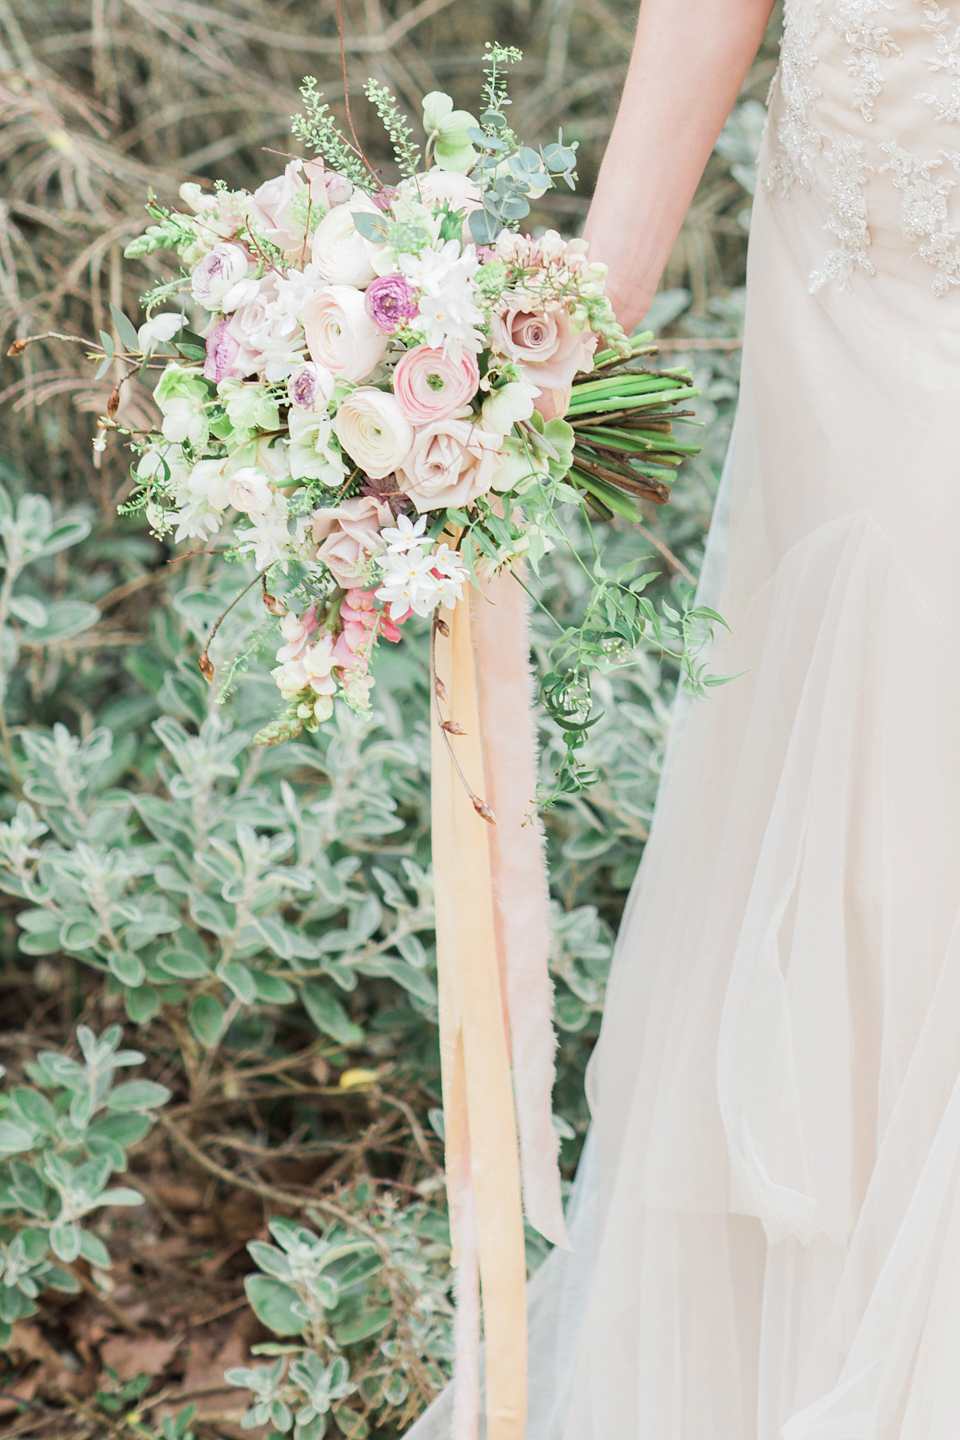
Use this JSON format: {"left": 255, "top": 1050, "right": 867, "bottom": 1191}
{"left": 492, "top": 302, "right": 597, "bottom": 419}
{"left": 396, "top": 418, "right": 503, "bottom": 512}
{"left": 311, "top": 495, "right": 394, "bottom": 587}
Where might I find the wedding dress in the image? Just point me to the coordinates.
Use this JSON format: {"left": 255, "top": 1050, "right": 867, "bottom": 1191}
{"left": 410, "top": 0, "right": 960, "bottom": 1434}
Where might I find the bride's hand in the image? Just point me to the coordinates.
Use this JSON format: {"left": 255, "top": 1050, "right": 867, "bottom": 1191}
{"left": 581, "top": 0, "right": 776, "bottom": 336}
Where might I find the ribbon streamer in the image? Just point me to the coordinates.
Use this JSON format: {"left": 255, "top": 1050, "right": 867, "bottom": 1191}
{"left": 431, "top": 571, "right": 567, "bottom": 1439}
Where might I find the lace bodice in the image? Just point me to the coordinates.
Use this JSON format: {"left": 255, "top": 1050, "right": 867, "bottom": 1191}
{"left": 764, "top": 0, "right": 960, "bottom": 294}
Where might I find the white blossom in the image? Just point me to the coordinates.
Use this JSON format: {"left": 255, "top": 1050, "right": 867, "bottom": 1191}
{"left": 374, "top": 542, "right": 467, "bottom": 618}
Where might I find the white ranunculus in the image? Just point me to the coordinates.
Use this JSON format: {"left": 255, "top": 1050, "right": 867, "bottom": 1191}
{"left": 225, "top": 466, "right": 274, "bottom": 514}
{"left": 480, "top": 377, "right": 538, "bottom": 432}
{"left": 287, "top": 361, "right": 336, "bottom": 412}
{"left": 191, "top": 243, "right": 252, "bottom": 311}
{"left": 311, "top": 201, "right": 383, "bottom": 286}
{"left": 302, "top": 285, "right": 388, "bottom": 382}
{"left": 333, "top": 388, "right": 414, "bottom": 480}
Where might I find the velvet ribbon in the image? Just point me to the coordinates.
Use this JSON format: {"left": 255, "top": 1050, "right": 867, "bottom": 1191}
{"left": 431, "top": 569, "right": 569, "bottom": 1440}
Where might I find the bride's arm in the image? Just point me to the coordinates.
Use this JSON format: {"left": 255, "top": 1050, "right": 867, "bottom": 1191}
{"left": 583, "top": 0, "right": 777, "bottom": 331}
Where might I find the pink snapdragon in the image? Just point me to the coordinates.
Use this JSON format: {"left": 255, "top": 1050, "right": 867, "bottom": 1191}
{"left": 275, "top": 605, "right": 319, "bottom": 664}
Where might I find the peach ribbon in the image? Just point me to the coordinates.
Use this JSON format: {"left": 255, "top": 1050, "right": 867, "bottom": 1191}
{"left": 431, "top": 569, "right": 569, "bottom": 1440}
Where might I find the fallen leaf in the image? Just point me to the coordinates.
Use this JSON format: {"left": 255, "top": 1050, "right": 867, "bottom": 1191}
{"left": 100, "top": 1332, "right": 182, "bottom": 1381}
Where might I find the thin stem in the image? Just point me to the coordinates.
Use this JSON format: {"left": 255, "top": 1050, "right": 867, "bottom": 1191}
{"left": 198, "top": 570, "right": 263, "bottom": 681}
{"left": 336, "top": 0, "right": 380, "bottom": 185}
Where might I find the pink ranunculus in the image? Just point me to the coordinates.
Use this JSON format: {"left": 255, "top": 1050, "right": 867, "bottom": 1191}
{"left": 302, "top": 285, "right": 388, "bottom": 382}
{"left": 492, "top": 301, "right": 598, "bottom": 419}
{"left": 311, "top": 495, "right": 393, "bottom": 587}
{"left": 204, "top": 320, "right": 242, "bottom": 382}
{"left": 396, "top": 417, "right": 503, "bottom": 513}
{"left": 392, "top": 345, "right": 480, "bottom": 426}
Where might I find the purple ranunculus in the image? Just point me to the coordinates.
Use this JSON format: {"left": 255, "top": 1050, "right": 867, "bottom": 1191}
{"left": 204, "top": 320, "right": 241, "bottom": 382}
{"left": 364, "top": 273, "right": 419, "bottom": 334}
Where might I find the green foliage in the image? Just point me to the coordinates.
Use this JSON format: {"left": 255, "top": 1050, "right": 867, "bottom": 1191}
{"left": 228, "top": 1200, "right": 454, "bottom": 1434}
{"left": 465, "top": 45, "right": 580, "bottom": 243}
{"left": 362, "top": 81, "right": 421, "bottom": 179}
{"left": 292, "top": 78, "right": 374, "bottom": 191}
{"left": 0, "top": 1025, "right": 168, "bottom": 1346}
{"left": 0, "top": 705, "right": 438, "bottom": 1046}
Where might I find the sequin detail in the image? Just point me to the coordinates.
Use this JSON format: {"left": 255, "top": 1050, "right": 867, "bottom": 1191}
{"left": 809, "top": 137, "right": 876, "bottom": 289}
{"left": 919, "top": 1, "right": 960, "bottom": 123}
{"left": 881, "top": 141, "right": 960, "bottom": 293}
{"left": 830, "top": 0, "right": 901, "bottom": 120}
{"left": 764, "top": 0, "right": 824, "bottom": 193}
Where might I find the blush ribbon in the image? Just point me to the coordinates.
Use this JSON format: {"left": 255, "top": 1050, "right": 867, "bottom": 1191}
{"left": 431, "top": 568, "right": 569, "bottom": 1440}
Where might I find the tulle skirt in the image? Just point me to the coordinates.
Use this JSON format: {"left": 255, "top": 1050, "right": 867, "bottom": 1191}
{"left": 409, "top": 118, "right": 960, "bottom": 1439}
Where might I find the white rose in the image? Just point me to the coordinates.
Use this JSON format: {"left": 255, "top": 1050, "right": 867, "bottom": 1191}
{"left": 191, "top": 243, "right": 252, "bottom": 310}
{"left": 333, "top": 388, "right": 414, "bottom": 480}
{"left": 311, "top": 201, "right": 383, "bottom": 286}
{"left": 481, "top": 378, "right": 538, "bottom": 432}
{"left": 302, "top": 285, "right": 388, "bottom": 382}
{"left": 226, "top": 466, "right": 274, "bottom": 514}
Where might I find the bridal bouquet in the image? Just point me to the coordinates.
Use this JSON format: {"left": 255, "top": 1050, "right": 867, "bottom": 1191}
{"left": 75, "top": 46, "right": 705, "bottom": 786}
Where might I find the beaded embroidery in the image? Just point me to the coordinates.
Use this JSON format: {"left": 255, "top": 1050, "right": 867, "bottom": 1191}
{"left": 764, "top": 0, "right": 825, "bottom": 193}
{"left": 881, "top": 141, "right": 960, "bottom": 292}
{"left": 919, "top": 1, "right": 960, "bottom": 123}
{"left": 809, "top": 137, "right": 876, "bottom": 289}
{"left": 766, "top": 0, "right": 960, "bottom": 295}
{"left": 829, "top": 0, "right": 901, "bottom": 120}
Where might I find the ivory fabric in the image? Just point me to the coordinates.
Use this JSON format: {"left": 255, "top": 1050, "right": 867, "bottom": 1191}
{"left": 410, "top": 0, "right": 960, "bottom": 1433}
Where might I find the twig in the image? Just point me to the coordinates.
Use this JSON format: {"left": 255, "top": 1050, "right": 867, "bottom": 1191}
{"left": 429, "top": 612, "right": 497, "bottom": 824}
{"left": 635, "top": 525, "right": 697, "bottom": 586}
{"left": 336, "top": 0, "right": 380, "bottom": 185}
{"left": 63, "top": 1262, "right": 146, "bottom": 1335}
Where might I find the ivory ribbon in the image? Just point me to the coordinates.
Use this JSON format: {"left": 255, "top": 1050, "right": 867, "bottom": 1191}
{"left": 431, "top": 569, "right": 568, "bottom": 1440}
